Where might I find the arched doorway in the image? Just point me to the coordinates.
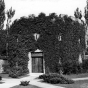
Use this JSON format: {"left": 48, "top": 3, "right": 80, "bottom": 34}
{"left": 28, "top": 49, "right": 45, "bottom": 76}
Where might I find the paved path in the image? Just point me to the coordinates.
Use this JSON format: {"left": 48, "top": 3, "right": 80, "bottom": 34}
{"left": 72, "top": 77, "right": 88, "bottom": 81}
{"left": 0, "top": 75, "right": 65, "bottom": 88}
{"left": 1, "top": 74, "right": 88, "bottom": 88}
{"left": 30, "top": 79, "right": 64, "bottom": 88}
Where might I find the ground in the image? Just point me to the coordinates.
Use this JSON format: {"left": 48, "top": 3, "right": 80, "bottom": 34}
{"left": 1, "top": 73, "right": 88, "bottom": 88}
{"left": 64, "top": 73, "right": 88, "bottom": 79}
{"left": 11, "top": 85, "right": 41, "bottom": 88}
{"left": 54, "top": 73, "right": 88, "bottom": 88}
{"left": 55, "top": 80, "right": 88, "bottom": 88}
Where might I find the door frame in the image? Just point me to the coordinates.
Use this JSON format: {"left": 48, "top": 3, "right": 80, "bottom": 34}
{"left": 28, "top": 49, "right": 45, "bottom": 76}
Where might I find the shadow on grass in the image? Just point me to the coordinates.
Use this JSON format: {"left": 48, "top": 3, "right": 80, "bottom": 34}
{"left": 10, "top": 84, "right": 41, "bottom": 88}
{"left": 0, "top": 81, "right": 5, "bottom": 84}
{"left": 55, "top": 80, "right": 88, "bottom": 88}
{"left": 0, "top": 73, "right": 30, "bottom": 79}
{"left": 17, "top": 74, "right": 30, "bottom": 79}
{"left": 64, "top": 73, "right": 88, "bottom": 79}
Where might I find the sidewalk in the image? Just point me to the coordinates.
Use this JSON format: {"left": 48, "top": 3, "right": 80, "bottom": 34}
{"left": 0, "top": 74, "right": 65, "bottom": 88}
{"left": 72, "top": 77, "right": 88, "bottom": 81}
{"left": 1, "top": 74, "right": 88, "bottom": 88}
{"left": 0, "top": 75, "right": 36, "bottom": 88}
{"left": 30, "top": 79, "right": 64, "bottom": 88}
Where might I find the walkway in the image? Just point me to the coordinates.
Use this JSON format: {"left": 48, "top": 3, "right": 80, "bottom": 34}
{"left": 0, "top": 74, "right": 64, "bottom": 88}
{"left": 72, "top": 77, "right": 88, "bottom": 81}
{"left": 1, "top": 74, "right": 88, "bottom": 88}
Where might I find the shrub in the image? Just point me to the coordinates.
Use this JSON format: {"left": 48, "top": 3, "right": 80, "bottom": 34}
{"left": 45, "top": 67, "right": 50, "bottom": 74}
{"left": 49, "top": 77, "right": 63, "bottom": 84}
{"left": 39, "top": 73, "right": 63, "bottom": 79}
{"left": 20, "top": 81, "right": 30, "bottom": 86}
{"left": 82, "top": 59, "right": 88, "bottom": 72}
{"left": 22, "top": 68, "right": 29, "bottom": 74}
{"left": 2, "top": 64, "right": 10, "bottom": 74}
{"left": 39, "top": 74, "right": 47, "bottom": 79}
{"left": 0, "top": 76, "right": 2, "bottom": 80}
{"left": 62, "top": 61, "right": 82, "bottom": 74}
{"left": 38, "top": 73, "right": 74, "bottom": 84}
{"left": 9, "top": 66, "right": 23, "bottom": 78}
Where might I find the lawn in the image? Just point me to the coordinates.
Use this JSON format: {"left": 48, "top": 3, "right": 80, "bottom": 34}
{"left": 55, "top": 73, "right": 88, "bottom": 88}
{"left": 55, "top": 80, "right": 88, "bottom": 88}
{"left": 11, "top": 84, "right": 41, "bottom": 88}
{"left": 63, "top": 73, "right": 88, "bottom": 79}
{"left": 38, "top": 73, "right": 88, "bottom": 88}
{"left": 0, "top": 73, "right": 30, "bottom": 79}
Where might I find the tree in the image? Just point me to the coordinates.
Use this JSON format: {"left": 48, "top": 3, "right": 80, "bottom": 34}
{"left": 84, "top": 0, "right": 88, "bottom": 24}
{"left": 0, "top": 0, "right": 6, "bottom": 56}
{"left": 6, "top": 7, "right": 15, "bottom": 56}
{"left": 84, "top": 0, "right": 88, "bottom": 56}
{"left": 74, "top": 8, "right": 82, "bottom": 19}
{"left": 0, "top": 0, "right": 5, "bottom": 30}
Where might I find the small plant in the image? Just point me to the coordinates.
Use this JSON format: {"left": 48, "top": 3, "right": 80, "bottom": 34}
{"left": 9, "top": 66, "right": 23, "bottom": 78}
{"left": 20, "top": 81, "right": 30, "bottom": 86}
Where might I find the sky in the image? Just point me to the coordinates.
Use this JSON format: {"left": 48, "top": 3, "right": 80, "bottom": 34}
{"left": 4, "top": 0, "right": 87, "bottom": 22}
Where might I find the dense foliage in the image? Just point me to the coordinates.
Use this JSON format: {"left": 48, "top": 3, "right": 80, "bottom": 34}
{"left": 0, "top": 76, "right": 2, "bottom": 80}
{"left": 20, "top": 81, "right": 30, "bottom": 86}
{"left": 38, "top": 73, "right": 74, "bottom": 84}
{"left": 0, "top": 0, "right": 6, "bottom": 56}
{"left": 8, "top": 12, "right": 85, "bottom": 74}
{"left": 0, "top": 0, "right": 5, "bottom": 30}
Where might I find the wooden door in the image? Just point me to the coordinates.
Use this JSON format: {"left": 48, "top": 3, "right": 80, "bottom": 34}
{"left": 32, "top": 57, "right": 43, "bottom": 73}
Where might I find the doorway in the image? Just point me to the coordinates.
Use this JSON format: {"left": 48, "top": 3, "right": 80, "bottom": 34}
{"left": 31, "top": 52, "right": 44, "bottom": 73}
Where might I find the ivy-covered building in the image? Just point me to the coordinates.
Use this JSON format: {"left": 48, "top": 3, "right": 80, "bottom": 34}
{"left": 0, "top": 14, "right": 85, "bottom": 76}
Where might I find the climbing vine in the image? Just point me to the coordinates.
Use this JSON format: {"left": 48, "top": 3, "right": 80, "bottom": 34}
{"left": 8, "top": 13, "right": 85, "bottom": 74}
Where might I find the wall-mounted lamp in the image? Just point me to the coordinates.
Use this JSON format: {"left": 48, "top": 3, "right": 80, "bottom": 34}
{"left": 34, "top": 33, "right": 40, "bottom": 41}
{"left": 58, "top": 34, "right": 62, "bottom": 41}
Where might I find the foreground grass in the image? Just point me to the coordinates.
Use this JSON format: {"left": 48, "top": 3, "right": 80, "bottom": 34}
{"left": 38, "top": 73, "right": 88, "bottom": 88}
{"left": 55, "top": 80, "right": 88, "bottom": 88}
{"left": 64, "top": 73, "right": 88, "bottom": 79}
{"left": 55, "top": 73, "right": 88, "bottom": 88}
{"left": 11, "top": 84, "right": 41, "bottom": 88}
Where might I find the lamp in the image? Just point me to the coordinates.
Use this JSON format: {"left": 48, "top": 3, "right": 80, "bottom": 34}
{"left": 34, "top": 33, "right": 40, "bottom": 41}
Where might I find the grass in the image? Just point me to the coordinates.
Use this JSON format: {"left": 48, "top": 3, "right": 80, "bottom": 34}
{"left": 0, "top": 73, "right": 29, "bottom": 79}
{"left": 38, "top": 73, "right": 88, "bottom": 88}
{"left": 63, "top": 73, "right": 88, "bottom": 79}
{"left": 0, "top": 73, "right": 9, "bottom": 78}
{"left": 54, "top": 73, "right": 88, "bottom": 88}
{"left": 1, "top": 73, "right": 88, "bottom": 88}
{"left": 55, "top": 80, "right": 88, "bottom": 88}
{"left": 11, "top": 84, "right": 41, "bottom": 88}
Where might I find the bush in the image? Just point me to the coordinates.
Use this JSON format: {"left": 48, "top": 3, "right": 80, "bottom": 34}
{"left": 39, "top": 74, "right": 45, "bottom": 79}
{"left": 39, "top": 73, "right": 63, "bottom": 80}
{"left": 9, "top": 66, "right": 23, "bottom": 78}
{"left": 49, "top": 77, "right": 63, "bottom": 84}
{"left": 62, "top": 61, "right": 82, "bottom": 74}
{"left": 22, "top": 68, "right": 29, "bottom": 74}
{"left": 2, "top": 64, "right": 10, "bottom": 74}
{"left": 20, "top": 81, "right": 30, "bottom": 86}
{"left": 82, "top": 59, "right": 88, "bottom": 72}
{"left": 45, "top": 67, "right": 50, "bottom": 74}
{"left": 38, "top": 73, "right": 74, "bottom": 84}
{"left": 0, "top": 76, "right": 2, "bottom": 80}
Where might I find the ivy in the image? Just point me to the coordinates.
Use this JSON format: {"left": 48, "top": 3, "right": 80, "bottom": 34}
{"left": 8, "top": 13, "right": 85, "bottom": 73}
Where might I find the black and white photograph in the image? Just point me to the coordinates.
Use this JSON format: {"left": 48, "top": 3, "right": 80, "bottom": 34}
{"left": 0, "top": 0, "right": 88, "bottom": 88}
